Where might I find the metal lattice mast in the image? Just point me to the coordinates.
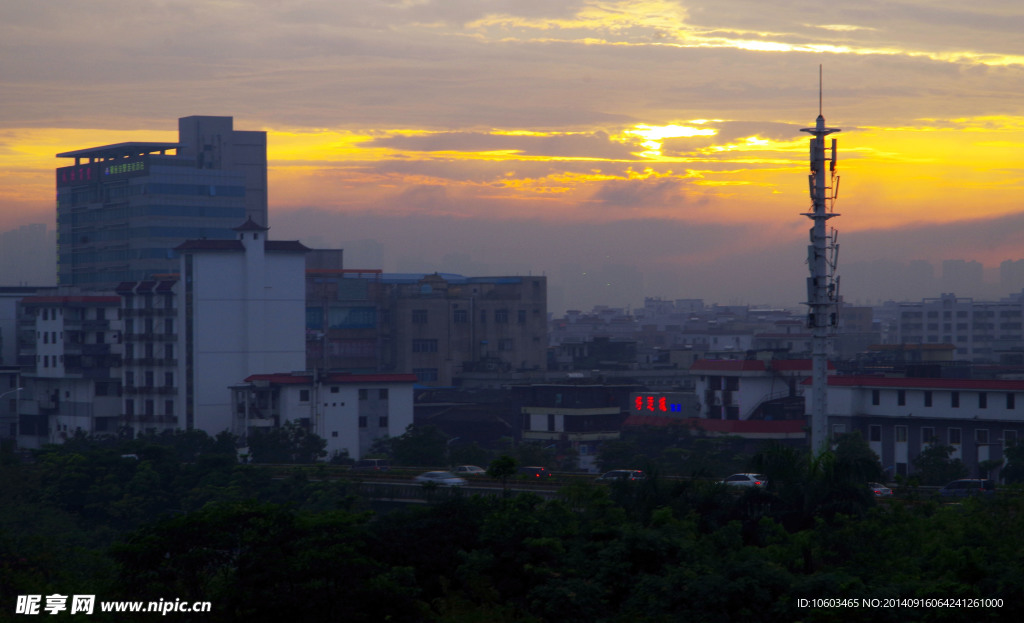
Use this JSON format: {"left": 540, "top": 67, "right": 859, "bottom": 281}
{"left": 800, "top": 67, "right": 841, "bottom": 455}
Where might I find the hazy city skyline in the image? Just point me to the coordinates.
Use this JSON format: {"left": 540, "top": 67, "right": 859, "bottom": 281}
{"left": 2, "top": 1, "right": 1023, "bottom": 312}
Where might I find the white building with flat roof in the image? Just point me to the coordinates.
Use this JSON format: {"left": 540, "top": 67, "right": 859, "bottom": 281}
{"left": 232, "top": 371, "right": 417, "bottom": 460}
{"left": 176, "top": 219, "right": 309, "bottom": 434}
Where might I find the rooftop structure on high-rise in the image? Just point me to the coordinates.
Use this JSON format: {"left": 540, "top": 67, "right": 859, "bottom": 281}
{"left": 55, "top": 116, "right": 267, "bottom": 289}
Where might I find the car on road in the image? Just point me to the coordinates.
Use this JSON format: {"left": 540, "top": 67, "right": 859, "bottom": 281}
{"left": 939, "top": 478, "right": 995, "bottom": 499}
{"left": 869, "top": 482, "right": 893, "bottom": 497}
{"left": 451, "top": 465, "right": 486, "bottom": 476}
{"left": 413, "top": 471, "right": 467, "bottom": 487}
{"left": 721, "top": 473, "right": 767, "bottom": 488}
{"left": 596, "top": 469, "right": 646, "bottom": 482}
{"left": 518, "top": 466, "right": 553, "bottom": 479}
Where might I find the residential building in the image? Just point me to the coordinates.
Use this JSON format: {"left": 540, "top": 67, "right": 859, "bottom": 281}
{"left": 0, "top": 367, "right": 22, "bottom": 442}
{"left": 116, "top": 279, "right": 180, "bottom": 435}
{"left": 896, "top": 293, "right": 1024, "bottom": 361}
{"left": 0, "top": 287, "right": 44, "bottom": 365}
{"left": 16, "top": 293, "right": 123, "bottom": 448}
{"left": 691, "top": 358, "right": 826, "bottom": 421}
{"left": 306, "top": 272, "right": 547, "bottom": 387}
{"left": 56, "top": 116, "right": 267, "bottom": 289}
{"left": 821, "top": 375, "right": 1024, "bottom": 479}
{"left": 515, "top": 382, "right": 641, "bottom": 472}
{"left": 231, "top": 371, "right": 417, "bottom": 460}
{"left": 175, "top": 219, "right": 308, "bottom": 434}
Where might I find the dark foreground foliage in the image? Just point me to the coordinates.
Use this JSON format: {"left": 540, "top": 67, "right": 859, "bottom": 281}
{"left": 2, "top": 433, "right": 1022, "bottom": 622}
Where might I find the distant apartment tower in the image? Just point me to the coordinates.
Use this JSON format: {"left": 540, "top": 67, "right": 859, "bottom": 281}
{"left": 896, "top": 293, "right": 1024, "bottom": 361}
{"left": 56, "top": 116, "right": 267, "bottom": 289}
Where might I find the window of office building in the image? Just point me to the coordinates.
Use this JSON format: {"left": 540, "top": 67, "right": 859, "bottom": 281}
{"left": 895, "top": 425, "right": 907, "bottom": 443}
{"left": 1008, "top": 393, "right": 1016, "bottom": 410}
{"left": 924, "top": 390, "right": 933, "bottom": 407}
{"left": 979, "top": 392, "right": 988, "bottom": 409}
{"left": 1005, "top": 430, "right": 1018, "bottom": 447}
{"left": 897, "top": 390, "right": 906, "bottom": 406}
{"left": 951, "top": 391, "right": 960, "bottom": 408}
{"left": 922, "top": 427, "right": 935, "bottom": 445}
{"left": 871, "top": 389, "right": 880, "bottom": 405}
{"left": 413, "top": 368, "right": 438, "bottom": 382}
{"left": 949, "top": 428, "right": 962, "bottom": 445}
{"left": 411, "top": 309, "right": 428, "bottom": 324}
{"left": 412, "top": 339, "right": 438, "bottom": 353}
{"left": 869, "top": 425, "right": 881, "bottom": 443}
{"left": 976, "top": 429, "right": 989, "bottom": 444}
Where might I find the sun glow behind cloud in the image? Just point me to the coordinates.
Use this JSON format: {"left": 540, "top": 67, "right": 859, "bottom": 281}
{"left": 624, "top": 123, "right": 717, "bottom": 158}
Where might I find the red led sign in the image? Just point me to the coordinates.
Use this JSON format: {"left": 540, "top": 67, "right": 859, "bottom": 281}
{"left": 632, "top": 394, "right": 683, "bottom": 413}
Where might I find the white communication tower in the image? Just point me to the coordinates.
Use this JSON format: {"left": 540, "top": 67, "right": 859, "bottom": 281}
{"left": 800, "top": 66, "right": 841, "bottom": 454}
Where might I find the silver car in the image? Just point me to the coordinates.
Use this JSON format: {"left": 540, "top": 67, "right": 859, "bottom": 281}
{"left": 451, "top": 465, "right": 486, "bottom": 476}
{"left": 721, "top": 473, "right": 767, "bottom": 488}
{"left": 414, "top": 471, "right": 468, "bottom": 487}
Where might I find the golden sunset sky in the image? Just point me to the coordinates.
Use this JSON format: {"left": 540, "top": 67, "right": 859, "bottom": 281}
{"left": 2, "top": 0, "right": 1023, "bottom": 311}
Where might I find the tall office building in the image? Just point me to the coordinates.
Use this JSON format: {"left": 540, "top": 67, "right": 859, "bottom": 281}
{"left": 55, "top": 116, "right": 267, "bottom": 289}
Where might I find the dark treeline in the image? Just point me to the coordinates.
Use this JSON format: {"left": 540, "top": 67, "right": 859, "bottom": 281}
{"left": 1, "top": 431, "right": 1022, "bottom": 622}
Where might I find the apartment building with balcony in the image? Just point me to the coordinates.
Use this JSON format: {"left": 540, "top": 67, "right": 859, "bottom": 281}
{"left": 116, "top": 279, "right": 180, "bottom": 434}
{"left": 16, "top": 294, "right": 123, "bottom": 447}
